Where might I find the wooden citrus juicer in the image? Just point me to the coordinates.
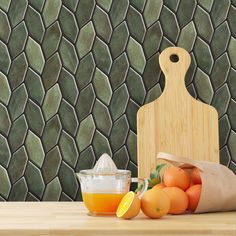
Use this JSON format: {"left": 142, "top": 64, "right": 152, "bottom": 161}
{"left": 137, "top": 47, "right": 219, "bottom": 179}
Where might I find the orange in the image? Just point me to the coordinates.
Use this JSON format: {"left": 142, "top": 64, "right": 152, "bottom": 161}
{"left": 186, "top": 184, "right": 202, "bottom": 212}
{"left": 191, "top": 168, "right": 202, "bottom": 185}
{"left": 163, "top": 187, "right": 188, "bottom": 214}
{"left": 141, "top": 189, "right": 170, "bottom": 219}
{"left": 163, "top": 167, "right": 190, "bottom": 190}
{"left": 116, "top": 191, "right": 140, "bottom": 219}
{"left": 152, "top": 183, "right": 166, "bottom": 190}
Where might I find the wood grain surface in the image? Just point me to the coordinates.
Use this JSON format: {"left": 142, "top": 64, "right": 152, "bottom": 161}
{"left": 137, "top": 47, "right": 219, "bottom": 179}
{"left": 0, "top": 202, "right": 235, "bottom": 236}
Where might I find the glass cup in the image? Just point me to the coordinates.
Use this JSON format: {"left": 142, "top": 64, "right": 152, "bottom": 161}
{"left": 77, "top": 170, "right": 131, "bottom": 215}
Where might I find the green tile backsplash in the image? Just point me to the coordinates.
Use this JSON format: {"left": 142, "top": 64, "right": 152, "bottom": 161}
{"left": 0, "top": 0, "right": 235, "bottom": 201}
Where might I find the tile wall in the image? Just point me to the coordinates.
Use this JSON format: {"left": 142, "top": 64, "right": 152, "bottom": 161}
{"left": 0, "top": 0, "right": 235, "bottom": 200}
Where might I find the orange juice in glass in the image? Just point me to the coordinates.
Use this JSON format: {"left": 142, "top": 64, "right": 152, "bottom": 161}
{"left": 77, "top": 169, "right": 131, "bottom": 215}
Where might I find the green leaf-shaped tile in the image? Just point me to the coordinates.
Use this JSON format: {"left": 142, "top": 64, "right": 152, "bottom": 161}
{"left": 0, "top": 134, "right": 11, "bottom": 168}
{"left": 76, "top": 53, "right": 95, "bottom": 90}
{"left": 8, "top": 84, "right": 28, "bottom": 121}
{"left": 0, "top": 71, "right": 11, "bottom": 105}
{"left": 110, "top": 53, "right": 129, "bottom": 90}
{"left": 58, "top": 161, "right": 78, "bottom": 199}
{"left": 76, "top": 0, "right": 95, "bottom": 27}
{"left": 228, "top": 69, "right": 236, "bottom": 100}
{"left": 25, "top": 37, "right": 45, "bottom": 74}
{"left": 0, "top": 103, "right": 11, "bottom": 136}
{"left": 8, "top": 22, "right": 28, "bottom": 58}
{"left": 228, "top": 5, "right": 236, "bottom": 38}
{"left": 198, "top": 0, "right": 213, "bottom": 11}
{"left": 185, "top": 53, "right": 197, "bottom": 86}
{"left": 93, "top": 37, "right": 112, "bottom": 74}
{"left": 92, "top": 130, "right": 112, "bottom": 157}
{"left": 58, "top": 68, "right": 78, "bottom": 105}
{"left": 211, "top": 0, "right": 230, "bottom": 27}
{"left": 0, "top": 41, "right": 11, "bottom": 74}
{"left": 92, "top": 6, "right": 112, "bottom": 43}
{"left": 43, "top": 84, "right": 62, "bottom": 121}
{"left": 110, "top": 115, "right": 129, "bottom": 152}
{"left": 110, "top": 0, "right": 129, "bottom": 27}
{"left": 194, "top": 37, "right": 213, "bottom": 74}
{"left": 43, "top": 0, "right": 62, "bottom": 27}
{"left": 144, "top": 0, "right": 162, "bottom": 27}
{"left": 212, "top": 84, "right": 230, "bottom": 118}
{"left": 127, "top": 37, "right": 146, "bottom": 74}
{"left": 43, "top": 177, "right": 62, "bottom": 201}
{"left": 25, "top": 162, "right": 45, "bottom": 199}
{"left": 0, "top": 9, "right": 10, "bottom": 43}
{"left": 76, "top": 21, "right": 95, "bottom": 58}
{"left": 8, "top": 146, "right": 28, "bottom": 183}
{"left": 8, "top": 177, "right": 28, "bottom": 201}
{"left": 126, "top": 99, "right": 139, "bottom": 132}
{"left": 25, "top": 100, "right": 45, "bottom": 136}
{"left": 113, "top": 146, "right": 129, "bottom": 169}
{"left": 0, "top": 165, "right": 11, "bottom": 198}
{"left": 127, "top": 6, "right": 146, "bottom": 43}
{"left": 228, "top": 99, "right": 236, "bottom": 131}
{"left": 219, "top": 115, "right": 230, "bottom": 148}
{"left": 62, "top": 0, "right": 78, "bottom": 12}
{"left": 59, "top": 6, "right": 78, "bottom": 43}
{"left": 8, "top": 115, "right": 28, "bottom": 152}
{"left": 25, "top": 5, "right": 45, "bottom": 43}
{"left": 143, "top": 53, "right": 160, "bottom": 90}
{"left": 178, "top": 22, "right": 197, "bottom": 52}
{"left": 228, "top": 37, "right": 236, "bottom": 69}
{"left": 42, "top": 53, "right": 61, "bottom": 90}
{"left": 145, "top": 84, "right": 162, "bottom": 103}
{"left": 59, "top": 99, "right": 78, "bottom": 136}
{"left": 194, "top": 68, "right": 213, "bottom": 104}
{"left": 127, "top": 131, "right": 137, "bottom": 163}
{"left": 76, "top": 84, "right": 95, "bottom": 120}
{"left": 42, "top": 146, "right": 62, "bottom": 183}
{"left": 75, "top": 146, "right": 96, "bottom": 171}
{"left": 76, "top": 115, "right": 95, "bottom": 152}
{"left": 220, "top": 146, "right": 230, "bottom": 167}
{"left": 8, "top": 0, "right": 27, "bottom": 27}
{"left": 144, "top": 21, "right": 162, "bottom": 58}
{"left": 110, "top": 22, "right": 129, "bottom": 59}
{"left": 160, "top": 6, "right": 179, "bottom": 43}
{"left": 211, "top": 22, "right": 230, "bottom": 58}
{"left": 93, "top": 68, "right": 112, "bottom": 105}
{"left": 59, "top": 131, "right": 78, "bottom": 168}
{"left": 126, "top": 68, "right": 146, "bottom": 105}
{"left": 59, "top": 37, "right": 79, "bottom": 74}
{"left": 211, "top": 53, "right": 230, "bottom": 90}
{"left": 177, "top": 0, "right": 196, "bottom": 27}
{"left": 42, "top": 115, "right": 62, "bottom": 152}
{"left": 25, "top": 68, "right": 45, "bottom": 106}
{"left": 193, "top": 6, "right": 213, "bottom": 43}
{"left": 42, "top": 22, "right": 62, "bottom": 59}
{"left": 25, "top": 130, "right": 45, "bottom": 168}
{"left": 8, "top": 53, "right": 28, "bottom": 90}
{"left": 92, "top": 99, "right": 112, "bottom": 136}
{"left": 109, "top": 84, "right": 129, "bottom": 120}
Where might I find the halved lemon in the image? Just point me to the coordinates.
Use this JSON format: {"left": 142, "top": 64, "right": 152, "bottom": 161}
{"left": 116, "top": 191, "right": 141, "bottom": 219}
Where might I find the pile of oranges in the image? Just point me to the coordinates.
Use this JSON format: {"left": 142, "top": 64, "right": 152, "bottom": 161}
{"left": 116, "top": 166, "right": 202, "bottom": 219}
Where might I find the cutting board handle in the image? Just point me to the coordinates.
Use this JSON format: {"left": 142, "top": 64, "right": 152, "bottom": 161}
{"left": 159, "top": 47, "right": 191, "bottom": 96}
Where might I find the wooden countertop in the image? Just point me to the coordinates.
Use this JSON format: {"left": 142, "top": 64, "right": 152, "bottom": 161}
{"left": 0, "top": 202, "right": 235, "bottom": 236}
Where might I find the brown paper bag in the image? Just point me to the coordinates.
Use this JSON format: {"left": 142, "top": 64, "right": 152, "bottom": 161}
{"left": 156, "top": 152, "right": 236, "bottom": 213}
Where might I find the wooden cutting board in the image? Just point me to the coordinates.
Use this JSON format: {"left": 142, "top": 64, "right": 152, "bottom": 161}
{"left": 137, "top": 47, "right": 219, "bottom": 179}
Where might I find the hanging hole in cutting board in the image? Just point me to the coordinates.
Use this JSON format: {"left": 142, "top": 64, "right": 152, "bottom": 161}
{"left": 170, "top": 54, "right": 179, "bottom": 63}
